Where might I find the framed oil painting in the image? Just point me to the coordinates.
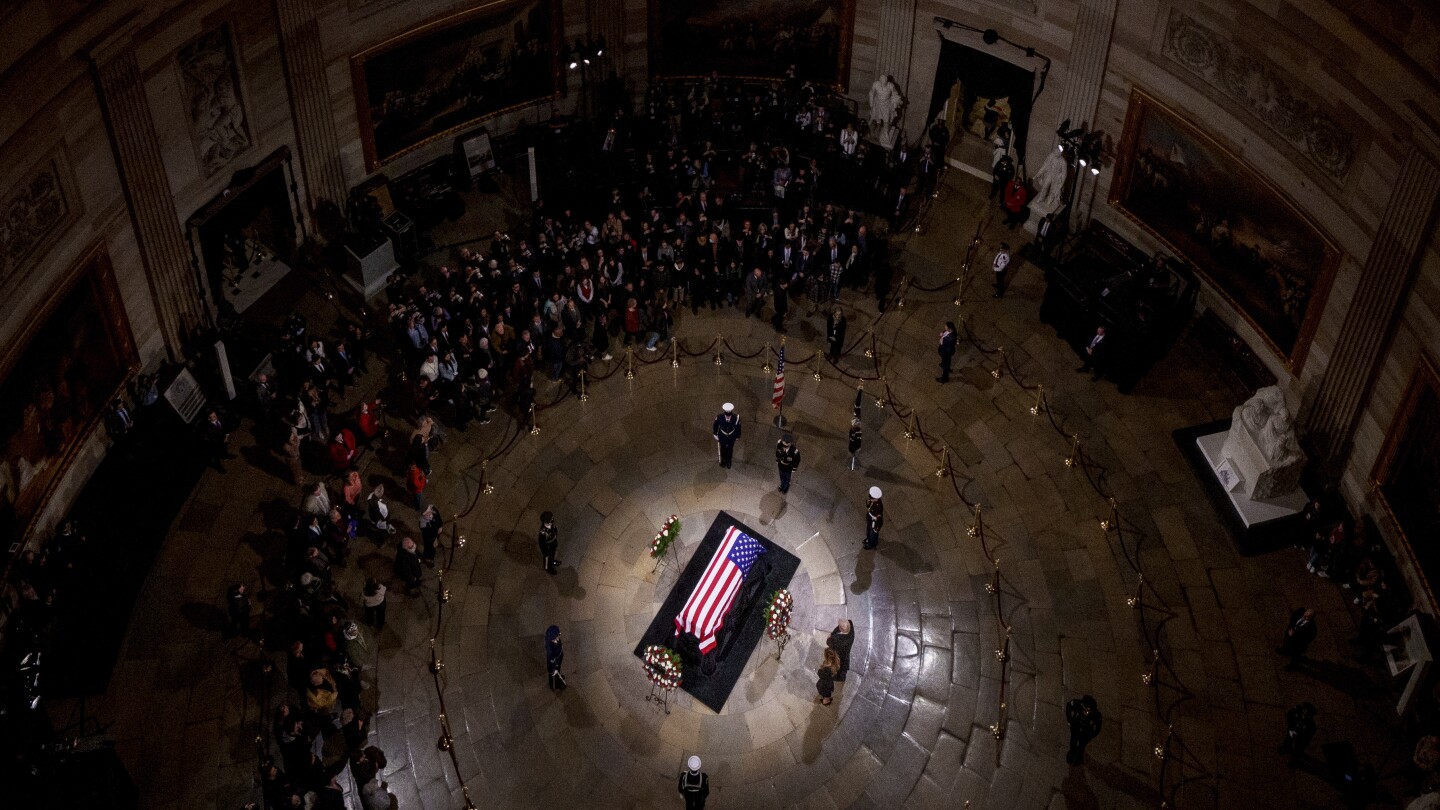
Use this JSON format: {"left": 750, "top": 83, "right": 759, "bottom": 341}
{"left": 0, "top": 245, "right": 138, "bottom": 550}
{"left": 648, "top": 0, "right": 856, "bottom": 90}
{"left": 351, "top": 0, "right": 563, "bottom": 170}
{"left": 1109, "top": 89, "right": 1339, "bottom": 370}
{"left": 1371, "top": 353, "right": 1440, "bottom": 612}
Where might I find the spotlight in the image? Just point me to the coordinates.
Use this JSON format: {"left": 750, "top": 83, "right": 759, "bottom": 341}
{"left": 1090, "top": 166, "right": 1100, "bottom": 176}
{"left": 1057, "top": 144, "right": 1064, "bottom": 152}
{"left": 1079, "top": 158, "right": 1087, "bottom": 167}
{"left": 595, "top": 35, "right": 605, "bottom": 57}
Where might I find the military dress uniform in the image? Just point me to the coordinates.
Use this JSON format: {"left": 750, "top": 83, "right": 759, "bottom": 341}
{"left": 713, "top": 403, "right": 741, "bottom": 468}
{"left": 848, "top": 420, "right": 863, "bottom": 468}
{"left": 864, "top": 487, "right": 884, "bottom": 549}
{"left": 538, "top": 511, "right": 560, "bottom": 575}
{"left": 678, "top": 757, "right": 709, "bottom": 809}
{"left": 775, "top": 435, "right": 801, "bottom": 493}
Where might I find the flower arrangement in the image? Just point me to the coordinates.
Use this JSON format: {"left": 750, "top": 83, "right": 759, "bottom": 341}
{"left": 642, "top": 644, "right": 683, "bottom": 690}
{"left": 649, "top": 515, "right": 681, "bottom": 559}
{"left": 763, "top": 589, "right": 793, "bottom": 640}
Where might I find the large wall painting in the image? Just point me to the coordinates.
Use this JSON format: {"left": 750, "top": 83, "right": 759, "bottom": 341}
{"left": 1109, "top": 89, "right": 1339, "bottom": 369}
{"left": 351, "top": 0, "right": 563, "bottom": 170}
{"left": 0, "top": 246, "right": 138, "bottom": 550}
{"left": 177, "top": 24, "right": 253, "bottom": 178}
{"left": 0, "top": 151, "right": 82, "bottom": 296}
{"left": 1372, "top": 354, "right": 1440, "bottom": 613}
{"left": 648, "top": 0, "right": 856, "bottom": 89}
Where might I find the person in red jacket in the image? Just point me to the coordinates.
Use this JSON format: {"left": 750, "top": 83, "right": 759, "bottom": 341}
{"left": 407, "top": 461, "right": 428, "bottom": 511}
{"left": 356, "top": 400, "right": 383, "bottom": 446}
{"left": 1002, "top": 177, "right": 1030, "bottom": 228}
{"left": 327, "top": 428, "right": 357, "bottom": 472}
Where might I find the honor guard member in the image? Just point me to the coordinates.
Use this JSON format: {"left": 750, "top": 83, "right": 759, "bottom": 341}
{"left": 847, "top": 418, "right": 863, "bottom": 470}
{"left": 678, "top": 755, "right": 710, "bottom": 809}
{"left": 538, "top": 511, "right": 560, "bottom": 575}
{"left": 775, "top": 433, "right": 801, "bottom": 494}
{"left": 863, "top": 486, "right": 884, "bottom": 549}
{"left": 713, "top": 402, "right": 741, "bottom": 468}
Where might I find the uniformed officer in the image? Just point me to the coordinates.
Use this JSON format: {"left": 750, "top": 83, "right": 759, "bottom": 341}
{"left": 775, "top": 433, "right": 801, "bottom": 493}
{"left": 847, "top": 418, "right": 863, "bottom": 470}
{"left": 712, "top": 402, "right": 741, "bottom": 468}
{"left": 538, "top": 511, "right": 560, "bottom": 575}
{"left": 678, "top": 755, "right": 709, "bottom": 809}
{"left": 863, "top": 486, "right": 884, "bottom": 549}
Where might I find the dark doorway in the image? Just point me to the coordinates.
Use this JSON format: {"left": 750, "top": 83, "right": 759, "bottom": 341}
{"left": 927, "top": 39, "right": 1036, "bottom": 166}
{"left": 189, "top": 148, "right": 300, "bottom": 320}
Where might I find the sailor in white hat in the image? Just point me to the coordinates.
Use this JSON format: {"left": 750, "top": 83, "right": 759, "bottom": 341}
{"left": 678, "top": 755, "right": 709, "bottom": 808}
{"left": 864, "top": 486, "right": 885, "bottom": 549}
{"left": 712, "top": 402, "right": 741, "bottom": 469}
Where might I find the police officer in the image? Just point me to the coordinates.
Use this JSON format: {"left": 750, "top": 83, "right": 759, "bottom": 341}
{"left": 863, "top": 486, "right": 884, "bottom": 549}
{"left": 713, "top": 402, "right": 741, "bottom": 468}
{"left": 775, "top": 433, "right": 801, "bottom": 493}
{"left": 678, "top": 755, "right": 709, "bottom": 809}
{"left": 1065, "top": 695, "right": 1102, "bottom": 764}
{"left": 538, "top": 511, "right": 560, "bottom": 575}
{"left": 848, "top": 418, "right": 863, "bottom": 470}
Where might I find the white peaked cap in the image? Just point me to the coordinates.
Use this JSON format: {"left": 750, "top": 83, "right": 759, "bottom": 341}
{"left": 869, "top": 486, "right": 883, "bottom": 499}
{"left": 722, "top": 402, "right": 734, "bottom": 413}
{"left": 688, "top": 755, "right": 702, "bottom": 772}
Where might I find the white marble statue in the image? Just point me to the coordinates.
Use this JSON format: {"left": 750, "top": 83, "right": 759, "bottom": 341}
{"left": 1220, "top": 385, "right": 1306, "bottom": 499}
{"left": 868, "top": 74, "right": 904, "bottom": 150}
{"left": 1029, "top": 146, "right": 1070, "bottom": 219}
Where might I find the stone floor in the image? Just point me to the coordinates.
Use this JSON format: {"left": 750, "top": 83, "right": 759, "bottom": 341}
{"left": 59, "top": 173, "right": 1410, "bottom": 809}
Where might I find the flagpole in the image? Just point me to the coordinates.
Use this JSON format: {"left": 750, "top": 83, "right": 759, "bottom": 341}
{"left": 773, "top": 338, "right": 787, "bottom": 429}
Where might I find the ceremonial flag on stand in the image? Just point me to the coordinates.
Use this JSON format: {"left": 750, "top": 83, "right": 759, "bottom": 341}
{"left": 772, "top": 346, "right": 786, "bottom": 409}
{"left": 675, "top": 527, "right": 767, "bottom": 653}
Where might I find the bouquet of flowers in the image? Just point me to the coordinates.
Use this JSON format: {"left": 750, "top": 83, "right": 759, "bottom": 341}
{"left": 649, "top": 515, "right": 681, "bottom": 559}
{"left": 763, "top": 589, "right": 793, "bottom": 640}
{"left": 642, "top": 644, "right": 683, "bottom": 690}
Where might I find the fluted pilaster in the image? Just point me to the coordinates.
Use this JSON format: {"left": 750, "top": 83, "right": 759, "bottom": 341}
{"left": 875, "top": 0, "right": 918, "bottom": 90}
{"left": 275, "top": 0, "right": 346, "bottom": 214}
{"left": 92, "top": 38, "right": 204, "bottom": 359}
{"left": 1056, "top": 0, "right": 1119, "bottom": 132}
{"left": 1305, "top": 147, "right": 1440, "bottom": 472}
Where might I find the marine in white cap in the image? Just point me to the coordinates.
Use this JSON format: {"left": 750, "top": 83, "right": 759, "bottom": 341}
{"left": 864, "top": 486, "right": 885, "bottom": 549}
{"left": 712, "top": 402, "right": 741, "bottom": 469}
{"left": 678, "top": 755, "right": 709, "bottom": 808}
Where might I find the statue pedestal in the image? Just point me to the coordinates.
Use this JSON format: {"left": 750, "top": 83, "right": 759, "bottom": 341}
{"left": 1196, "top": 430, "right": 1307, "bottom": 529}
{"left": 1219, "top": 419, "right": 1303, "bottom": 500}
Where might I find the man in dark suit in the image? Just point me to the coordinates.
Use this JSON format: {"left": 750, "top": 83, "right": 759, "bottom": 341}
{"left": 891, "top": 186, "right": 912, "bottom": 231}
{"left": 937, "top": 321, "right": 957, "bottom": 383}
{"left": 201, "top": 409, "right": 233, "bottom": 472}
{"left": 1277, "top": 607, "right": 1317, "bottom": 669}
{"left": 826, "top": 308, "right": 847, "bottom": 362}
{"left": 1065, "top": 695, "right": 1102, "bottom": 765}
{"left": 1076, "top": 326, "right": 1109, "bottom": 380}
{"left": 104, "top": 399, "right": 135, "bottom": 441}
{"left": 915, "top": 147, "right": 939, "bottom": 198}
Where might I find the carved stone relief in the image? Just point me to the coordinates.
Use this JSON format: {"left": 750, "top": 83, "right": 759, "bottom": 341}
{"left": 1161, "top": 9, "right": 1356, "bottom": 179}
{"left": 176, "top": 24, "right": 252, "bottom": 177}
{"left": 0, "top": 153, "right": 80, "bottom": 291}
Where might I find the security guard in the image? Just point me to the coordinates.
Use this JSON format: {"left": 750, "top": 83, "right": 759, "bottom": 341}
{"left": 775, "top": 433, "right": 801, "bottom": 493}
{"left": 863, "top": 486, "right": 884, "bottom": 549}
{"left": 678, "top": 755, "right": 709, "bottom": 809}
{"left": 712, "top": 402, "right": 741, "bottom": 468}
{"left": 538, "top": 511, "right": 560, "bottom": 575}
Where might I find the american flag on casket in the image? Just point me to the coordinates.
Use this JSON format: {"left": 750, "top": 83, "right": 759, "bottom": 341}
{"left": 675, "top": 526, "right": 767, "bottom": 653}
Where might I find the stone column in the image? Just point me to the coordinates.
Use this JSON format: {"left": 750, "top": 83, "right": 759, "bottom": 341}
{"left": 1304, "top": 147, "right": 1440, "bottom": 473}
{"left": 275, "top": 0, "right": 347, "bottom": 214}
{"left": 875, "top": 0, "right": 918, "bottom": 90}
{"left": 91, "top": 34, "right": 204, "bottom": 360}
{"left": 1055, "top": 0, "right": 1119, "bottom": 132}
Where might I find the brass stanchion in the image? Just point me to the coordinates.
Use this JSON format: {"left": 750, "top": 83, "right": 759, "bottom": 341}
{"left": 713, "top": 336, "right": 724, "bottom": 366}
{"left": 863, "top": 329, "right": 875, "bottom": 359}
{"left": 1064, "top": 434, "right": 1080, "bottom": 467}
{"left": 985, "top": 559, "right": 999, "bottom": 595}
{"left": 1142, "top": 649, "right": 1160, "bottom": 686}
{"left": 762, "top": 343, "right": 773, "bottom": 374}
{"left": 812, "top": 355, "right": 822, "bottom": 382}
{"left": 1126, "top": 574, "right": 1145, "bottom": 608}
{"left": 529, "top": 403, "right": 540, "bottom": 436}
{"left": 935, "top": 444, "right": 951, "bottom": 477}
{"left": 968, "top": 505, "right": 983, "bottom": 539}
{"left": 625, "top": 346, "right": 636, "bottom": 379}
{"left": 990, "top": 347, "right": 1005, "bottom": 379}
{"left": 953, "top": 278, "right": 964, "bottom": 306}
{"left": 1030, "top": 385, "right": 1045, "bottom": 416}
{"left": 481, "top": 459, "right": 494, "bottom": 496}
{"left": 903, "top": 413, "right": 917, "bottom": 440}
{"left": 671, "top": 339, "right": 680, "bottom": 368}
{"left": 1099, "top": 496, "right": 1117, "bottom": 531}
{"left": 578, "top": 369, "right": 589, "bottom": 403}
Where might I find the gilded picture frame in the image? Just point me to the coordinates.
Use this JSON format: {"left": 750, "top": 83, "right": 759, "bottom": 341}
{"left": 0, "top": 243, "right": 139, "bottom": 551}
{"left": 648, "top": 0, "right": 856, "bottom": 91}
{"left": 1370, "top": 352, "right": 1440, "bottom": 613}
{"left": 1109, "top": 88, "right": 1340, "bottom": 371}
{"left": 351, "top": 0, "right": 564, "bottom": 171}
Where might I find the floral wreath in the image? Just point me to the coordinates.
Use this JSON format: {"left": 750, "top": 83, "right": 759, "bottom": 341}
{"left": 643, "top": 644, "right": 683, "bottom": 690}
{"left": 649, "top": 515, "right": 681, "bottom": 559}
{"left": 763, "top": 589, "right": 793, "bottom": 641}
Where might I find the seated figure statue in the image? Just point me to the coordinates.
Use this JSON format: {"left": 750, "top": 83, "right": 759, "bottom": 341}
{"left": 1221, "top": 385, "right": 1306, "bottom": 499}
